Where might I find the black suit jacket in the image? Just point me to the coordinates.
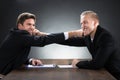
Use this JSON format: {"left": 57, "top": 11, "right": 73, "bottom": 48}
{"left": 0, "top": 28, "right": 65, "bottom": 75}
{"left": 59, "top": 26, "right": 120, "bottom": 79}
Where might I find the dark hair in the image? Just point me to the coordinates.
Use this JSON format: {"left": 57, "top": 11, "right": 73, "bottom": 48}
{"left": 16, "top": 12, "right": 36, "bottom": 26}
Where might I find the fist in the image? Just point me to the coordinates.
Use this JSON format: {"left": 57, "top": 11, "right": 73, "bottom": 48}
{"left": 31, "top": 58, "right": 43, "bottom": 66}
{"left": 32, "top": 29, "right": 47, "bottom": 36}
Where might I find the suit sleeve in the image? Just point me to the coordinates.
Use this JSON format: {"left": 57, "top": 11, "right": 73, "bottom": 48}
{"left": 58, "top": 37, "right": 86, "bottom": 46}
{"left": 23, "top": 58, "right": 30, "bottom": 65}
{"left": 76, "top": 34, "right": 116, "bottom": 69}
{"left": 21, "top": 33, "right": 65, "bottom": 47}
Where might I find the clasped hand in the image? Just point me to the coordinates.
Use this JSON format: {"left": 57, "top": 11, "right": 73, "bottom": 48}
{"left": 32, "top": 29, "right": 47, "bottom": 36}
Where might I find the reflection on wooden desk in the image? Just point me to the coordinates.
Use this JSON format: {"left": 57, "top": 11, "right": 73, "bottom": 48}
{"left": 3, "top": 68, "right": 116, "bottom": 80}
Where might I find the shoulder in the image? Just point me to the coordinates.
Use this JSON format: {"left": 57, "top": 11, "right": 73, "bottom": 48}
{"left": 96, "top": 26, "right": 115, "bottom": 46}
{"left": 10, "top": 28, "right": 29, "bottom": 35}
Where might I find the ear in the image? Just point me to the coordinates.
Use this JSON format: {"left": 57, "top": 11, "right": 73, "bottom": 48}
{"left": 18, "top": 23, "right": 23, "bottom": 30}
{"left": 93, "top": 20, "right": 99, "bottom": 27}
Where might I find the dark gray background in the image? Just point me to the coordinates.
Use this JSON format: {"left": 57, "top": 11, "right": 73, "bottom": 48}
{"left": 0, "top": 0, "right": 120, "bottom": 58}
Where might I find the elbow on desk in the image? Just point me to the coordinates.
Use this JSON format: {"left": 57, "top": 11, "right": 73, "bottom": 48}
{"left": 76, "top": 63, "right": 104, "bottom": 70}
{"left": 91, "top": 66, "right": 103, "bottom": 70}
{"left": 77, "top": 66, "right": 103, "bottom": 70}
{"left": 92, "top": 63, "right": 105, "bottom": 70}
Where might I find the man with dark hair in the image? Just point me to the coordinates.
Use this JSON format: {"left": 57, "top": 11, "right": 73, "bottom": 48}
{"left": 0, "top": 12, "right": 68, "bottom": 78}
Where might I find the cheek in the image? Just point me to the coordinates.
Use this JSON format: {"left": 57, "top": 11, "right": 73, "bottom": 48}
{"left": 24, "top": 27, "right": 28, "bottom": 31}
{"left": 26, "top": 26, "right": 31, "bottom": 30}
{"left": 90, "top": 26, "right": 94, "bottom": 31}
{"left": 85, "top": 26, "right": 93, "bottom": 35}
{"left": 91, "top": 21, "right": 95, "bottom": 30}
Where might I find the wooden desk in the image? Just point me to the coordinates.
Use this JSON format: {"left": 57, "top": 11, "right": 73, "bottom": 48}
{"left": 3, "top": 67, "right": 116, "bottom": 80}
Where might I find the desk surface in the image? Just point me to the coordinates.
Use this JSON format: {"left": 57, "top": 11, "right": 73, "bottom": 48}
{"left": 3, "top": 68, "right": 116, "bottom": 80}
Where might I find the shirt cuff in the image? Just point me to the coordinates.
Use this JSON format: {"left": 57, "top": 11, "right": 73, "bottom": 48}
{"left": 29, "top": 58, "right": 33, "bottom": 63}
{"left": 64, "top": 32, "right": 69, "bottom": 40}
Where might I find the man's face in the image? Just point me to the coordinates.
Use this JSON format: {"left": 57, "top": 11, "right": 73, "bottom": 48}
{"left": 80, "top": 15, "right": 96, "bottom": 36}
{"left": 18, "top": 18, "right": 35, "bottom": 35}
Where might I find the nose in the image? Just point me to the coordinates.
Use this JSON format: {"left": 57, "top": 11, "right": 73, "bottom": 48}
{"left": 30, "top": 26, "right": 35, "bottom": 31}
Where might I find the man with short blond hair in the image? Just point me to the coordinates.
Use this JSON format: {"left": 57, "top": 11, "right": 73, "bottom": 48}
{"left": 59, "top": 10, "right": 120, "bottom": 80}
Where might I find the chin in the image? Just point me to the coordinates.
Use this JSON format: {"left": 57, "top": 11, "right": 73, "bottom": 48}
{"left": 84, "top": 33, "right": 89, "bottom": 36}
{"left": 28, "top": 32, "right": 32, "bottom": 35}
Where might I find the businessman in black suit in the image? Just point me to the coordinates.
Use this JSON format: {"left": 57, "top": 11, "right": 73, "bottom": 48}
{"left": 0, "top": 12, "right": 66, "bottom": 78}
{"left": 59, "top": 11, "right": 120, "bottom": 80}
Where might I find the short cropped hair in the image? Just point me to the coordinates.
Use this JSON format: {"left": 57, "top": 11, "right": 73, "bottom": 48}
{"left": 16, "top": 12, "right": 36, "bottom": 26}
{"left": 80, "top": 10, "right": 99, "bottom": 21}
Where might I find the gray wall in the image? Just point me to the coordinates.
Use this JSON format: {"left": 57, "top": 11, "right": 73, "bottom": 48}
{"left": 0, "top": 0, "right": 120, "bottom": 59}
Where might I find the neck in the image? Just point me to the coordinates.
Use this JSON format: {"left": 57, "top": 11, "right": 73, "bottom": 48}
{"left": 90, "top": 26, "right": 97, "bottom": 39}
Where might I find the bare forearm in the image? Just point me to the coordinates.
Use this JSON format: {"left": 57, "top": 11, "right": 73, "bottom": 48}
{"left": 68, "top": 29, "right": 83, "bottom": 38}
